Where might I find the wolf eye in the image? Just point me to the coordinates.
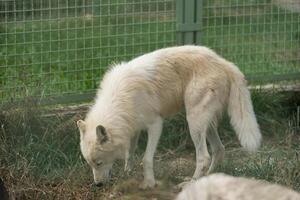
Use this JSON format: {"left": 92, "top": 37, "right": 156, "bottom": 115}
{"left": 96, "top": 161, "right": 103, "bottom": 166}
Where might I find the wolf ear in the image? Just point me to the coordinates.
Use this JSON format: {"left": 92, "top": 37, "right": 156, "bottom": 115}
{"left": 96, "top": 125, "right": 109, "bottom": 144}
{"left": 77, "top": 120, "right": 86, "bottom": 133}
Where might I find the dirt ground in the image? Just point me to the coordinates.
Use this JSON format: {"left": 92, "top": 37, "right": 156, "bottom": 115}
{"left": 3, "top": 135, "right": 300, "bottom": 200}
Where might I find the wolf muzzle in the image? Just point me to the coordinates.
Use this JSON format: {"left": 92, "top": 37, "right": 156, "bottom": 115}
{"left": 94, "top": 170, "right": 112, "bottom": 187}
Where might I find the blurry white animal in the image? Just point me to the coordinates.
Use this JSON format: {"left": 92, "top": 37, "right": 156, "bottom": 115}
{"left": 176, "top": 173, "right": 300, "bottom": 200}
{"left": 76, "top": 46, "right": 262, "bottom": 189}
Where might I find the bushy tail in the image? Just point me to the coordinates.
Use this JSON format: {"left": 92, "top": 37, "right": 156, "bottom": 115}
{"left": 227, "top": 70, "right": 262, "bottom": 152}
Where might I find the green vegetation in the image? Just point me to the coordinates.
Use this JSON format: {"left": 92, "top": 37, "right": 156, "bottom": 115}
{"left": 0, "top": 15, "right": 175, "bottom": 101}
{"left": 202, "top": 0, "right": 300, "bottom": 75}
{"left": 0, "top": 92, "right": 299, "bottom": 199}
{"left": 0, "top": 0, "right": 176, "bottom": 102}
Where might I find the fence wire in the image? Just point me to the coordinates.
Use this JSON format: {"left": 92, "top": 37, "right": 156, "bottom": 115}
{"left": 0, "top": 0, "right": 299, "bottom": 104}
{"left": 202, "top": 0, "right": 300, "bottom": 81}
{"left": 0, "top": 0, "right": 176, "bottom": 103}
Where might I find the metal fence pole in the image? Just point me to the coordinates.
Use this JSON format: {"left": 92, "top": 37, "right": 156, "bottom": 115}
{"left": 176, "top": 0, "right": 202, "bottom": 45}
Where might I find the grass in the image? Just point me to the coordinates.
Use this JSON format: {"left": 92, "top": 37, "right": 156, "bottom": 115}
{"left": 0, "top": 0, "right": 299, "bottom": 102}
{"left": 202, "top": 1, "right": 300, "bottom": 75}
{"left": 0, "top": 91, "right": 299, "bottom": 199}
{"left": 0, "top": 1, "right": 176, "bottom": 102}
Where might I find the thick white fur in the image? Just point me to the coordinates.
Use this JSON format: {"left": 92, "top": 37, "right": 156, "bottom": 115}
{"left": 78, "top": 45, "right": 262, "bottom": 188}
{"left": 228, "top": 71, "right": 261, "bottom": 152}
{"left": 176, "top": 173, "right": 300, "bottom": 200}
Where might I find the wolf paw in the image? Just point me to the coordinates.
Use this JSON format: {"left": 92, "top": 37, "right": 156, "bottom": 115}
{"left": 140, "top": 179, "right": 156, "bottom": 189}
{"left": 124, "top": 157, "right": 137, "bottom": 174}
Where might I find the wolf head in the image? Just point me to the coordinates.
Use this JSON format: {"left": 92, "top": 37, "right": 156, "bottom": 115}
{"left": 77, "top": 120, "right": 124, "bottom": 186}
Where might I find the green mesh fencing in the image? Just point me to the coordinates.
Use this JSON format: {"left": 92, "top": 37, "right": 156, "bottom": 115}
{"left": 0, "top": 0, "right": 176, "bottom": 103}
{"left": 202, "top": 0, "right": 300, "bottom": 82}
{"left": 0, "top": 0, "right": 299, "bottom": 104}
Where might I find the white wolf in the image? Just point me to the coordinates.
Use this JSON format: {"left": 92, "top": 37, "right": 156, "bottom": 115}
{"left": 76, "top": 46, "right": 261, "bottom": 188}
{"left": 176, "top": 173, "right": 300, "bottom": 200}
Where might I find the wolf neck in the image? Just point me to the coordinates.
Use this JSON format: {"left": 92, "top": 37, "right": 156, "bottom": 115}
{"left": 86, "top": 66, "right": 143, "bottom": 139}
{"left": 87, "top": 93, "right": 138, "bottom": 137}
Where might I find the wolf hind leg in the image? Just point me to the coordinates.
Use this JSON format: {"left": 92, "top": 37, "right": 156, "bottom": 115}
{"left": 207, "top": 124, "right": 225, "bottom": 174}
{"left": 185, "top": 89, "right": 223, "bottom": 180}
{"left": 188, "top": 115, "right": 211, "bottom": 179}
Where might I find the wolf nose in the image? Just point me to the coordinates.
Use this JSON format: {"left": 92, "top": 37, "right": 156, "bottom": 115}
{"left": 95, "top": 182, "right": 104, "bottom": 187}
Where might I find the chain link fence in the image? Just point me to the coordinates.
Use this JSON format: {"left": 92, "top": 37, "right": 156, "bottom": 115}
{"left": 0, "top": 0, "right": 299, "bottom": 104}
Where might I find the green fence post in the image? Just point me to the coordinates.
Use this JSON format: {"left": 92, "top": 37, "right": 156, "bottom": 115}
{"left": 176, "top": 0, "right": 202, "bottom": 45}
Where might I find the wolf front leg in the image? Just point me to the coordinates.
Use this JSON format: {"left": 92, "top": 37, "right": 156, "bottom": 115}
{"left": 141, "top": 116, "right": 163, "bottom": 189}
{"left": 124, "top": 132, "right": 141, "bottom": 172}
